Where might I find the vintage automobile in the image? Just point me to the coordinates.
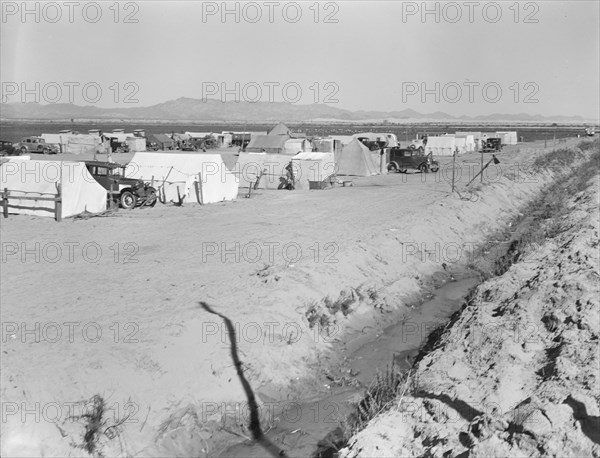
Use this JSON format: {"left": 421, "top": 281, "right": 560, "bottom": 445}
{"left": 84, "top": 161, "right": 157, "bottom": 209}
{"left": 15, "top": 136, "right": 59, "bottom": 155}
{"left": 387, "top": 147, "right": 439, "bottom": 173}
{"left": 107, "top": 138, "right": 130, "bottom": 154}
{"left": 481, "top": 138, "right": 503, "bottom": 153}
{"left": 0, "top": 140, "right": 21, "bottom": 157}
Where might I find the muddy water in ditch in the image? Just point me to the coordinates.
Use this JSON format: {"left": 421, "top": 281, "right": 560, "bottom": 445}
{"left": 219, "top": 276, "right": 480, "bottom": 458}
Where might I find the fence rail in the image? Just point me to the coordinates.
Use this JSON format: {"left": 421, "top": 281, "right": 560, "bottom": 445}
{"left": 1, "top": 185, "right": 63, "bottom": 222}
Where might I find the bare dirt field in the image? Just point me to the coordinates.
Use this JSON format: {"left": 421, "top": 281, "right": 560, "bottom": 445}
{"left": 0, "top": 138, "right": 592, "bottom": 456}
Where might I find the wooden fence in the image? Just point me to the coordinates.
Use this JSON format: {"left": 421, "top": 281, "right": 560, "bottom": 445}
{"left": 0, "top": 185, "right": 63, "bottom": 222}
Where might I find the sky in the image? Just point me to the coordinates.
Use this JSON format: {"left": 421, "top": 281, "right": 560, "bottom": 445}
{"left": 1, "top": 0, "right": 599, "bottom": 119}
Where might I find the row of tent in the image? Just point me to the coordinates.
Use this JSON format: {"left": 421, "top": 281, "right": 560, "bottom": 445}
{"left": 424, "top": 131, "right": 518, "bottom": 156}
{"left": 0, "top": 138, "right": 379, "bottom": 219}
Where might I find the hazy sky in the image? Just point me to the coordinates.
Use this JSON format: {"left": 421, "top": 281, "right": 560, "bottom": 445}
{"left": 1, "top": 1, "right": 599, "bottom": 118}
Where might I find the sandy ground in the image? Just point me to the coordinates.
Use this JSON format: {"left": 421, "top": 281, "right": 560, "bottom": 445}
{"left": 340, "top": 171, "right": 600, "bottom": 457}
{"left": 0, "top": 138, "right": 585, "bottom": 456}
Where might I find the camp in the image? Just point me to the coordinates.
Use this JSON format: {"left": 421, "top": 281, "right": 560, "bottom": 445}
{"left": 0, "top": 158, "right": 107, "bottom": 218}
{"left": 335, "top": 138, "right": 380, "bottom": 176}
{"left": 425, "top": 136, "right": 457, "bottom": 156}
{"left": 125, "top": 152, "right": 238, "bottom": 204}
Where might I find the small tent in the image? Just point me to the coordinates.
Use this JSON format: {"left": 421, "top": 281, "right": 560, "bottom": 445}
{"left": 126, "top": 136, "right": 146, "bottom": 152}
{"left": 291, "top": 152, "right": 336, "bottom": 190}
{"left": 425, "top": 136, "right": 457, "bottom": 156}
{"left": 0, "top": 158, "right": 107, "bottom": 218}
{"left": 235, "top": 153, "right": 291, "bottom": 190}
{"left": 335, "top": 138, "right": 379, "bottom": 176}
{"left": 126, "top": 153, "right": 238, "bottom": 204}
{"left": 496, "top": 131, "right": 518, "bottom": 145}
{"left": 283, "top": 138, "right": 312, "bottom": 155}
{"left": 268, "top": 122, "right": 291, "bottom": 136}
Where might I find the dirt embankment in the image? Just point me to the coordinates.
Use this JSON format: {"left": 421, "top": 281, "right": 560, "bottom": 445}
{"left": 340, "top": 149, "right": 600, "bottom": 457}
{"left": 0, "top": 139, "right": 594, "bottom": 457}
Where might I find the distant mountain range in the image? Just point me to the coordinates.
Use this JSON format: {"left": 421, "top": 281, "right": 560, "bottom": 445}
{"left": 0, "top": 98, "right": 594, "bottom": 123}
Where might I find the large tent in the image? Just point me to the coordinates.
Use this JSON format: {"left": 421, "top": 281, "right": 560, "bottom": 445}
{"left": 126, "top": 153, "right": 238, "bottom": 204}
{"left": 148, "top": 133, "right": 175, "bottom": 150}
{"left": 0, "top": 158, "right": 107, "bottom": 218}
{"left": 425, "top": 136, "right": 457, "bottom": 156}
{"left": 334, "top": 138, "right": 379, "bottom": 176}
{"left": 245, "top": 135, "right": 289, "bottom": 154}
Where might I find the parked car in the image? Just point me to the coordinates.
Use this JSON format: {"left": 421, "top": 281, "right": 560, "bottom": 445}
{"left": 0, "top": 140, "right": 21, "bottom": 157}
{"left": 481, "top": 138, "right": 503, "bottom": 153}
{"left": 107, "top": 138, "right": 130, "bottom": 154}
{"left": 84, "top": 161, "right": 157, "bottom": 209}
{"left": 15, "top": 136, "right": 59, "bottom": 155}
{"left": 387, "top": 147, "right": 439, "bottom": 173}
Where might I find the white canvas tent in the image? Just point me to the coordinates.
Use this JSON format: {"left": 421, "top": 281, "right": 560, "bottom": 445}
{"left": 496, "top": 131, "right": 518, "bottom": 145}
{"left": 126, "top": 136, "right": 146, "bottom": 152}
{"left": 454, "top": 134, "right": 475, "bottom": 152}
{"left": 291, "top": 152, "right": 336, "bottom": 190}
{"left": 235, "top": 153, "right": 291, "bottom": 190}
{"left": 335, "top": 138, "right": 379, "bottom": 176}
{"left": 0, "top": 158, "right": 107, "bottom": 218}
{"left": 126, "top": 153, "right": 238, "bottom": 204}
{"left": 283, "top": 138, "right": 312, "bottom": 155}
{"left": 330, "top": 135, "right": 355, "bottom": 146}
{"left": 66, "top": 134, "right": 105, "bottom": 155}
{"left": 425, "top": 136, "right": 457, "bottom": 156}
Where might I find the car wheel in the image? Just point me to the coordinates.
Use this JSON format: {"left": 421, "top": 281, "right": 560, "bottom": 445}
{"left": 42, "top": 148, "right": 50, "bottom": 155}
{"left": 430, "top": 163, "right": 439, "bottom": 173}
{"left": 120, "top": 191, "right": 137, "bottom": 209}
{"left": 419, "top": 164, "right": 429, "bottom": 173}
{"left": 20, "top": 147, "right": 27, "bottom": 154}
{"left": 145, "top": 188, "right": 157, "bottom": 207}
{"left": 387, "top": 162, "right": 398, "bottom": 172}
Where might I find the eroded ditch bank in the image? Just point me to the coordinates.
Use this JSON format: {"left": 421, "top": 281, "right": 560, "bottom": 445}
{"left": 339, "top": 144, "right": 599, "bottom": 457}
{"left": 208, "top": 141, "right": 600, "bottom": 458}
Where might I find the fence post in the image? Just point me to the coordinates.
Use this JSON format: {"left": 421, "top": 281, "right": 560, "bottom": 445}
{"left": 480, "top": 151, "right": 483, "bottom": 183}
{"left": 197, "top": 173, "right": 204, "bottom": 204}
{"left": 2, "top": 188, "right": 8, "bottom": 218}
{"left": 55, "top": 184, "right": 62, "bottom": 222}
{"left": 451, "top": 150, "right": 456, "bottom": 193}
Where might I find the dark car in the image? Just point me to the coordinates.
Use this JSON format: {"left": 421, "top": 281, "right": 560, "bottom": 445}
{"left": 387, "top": 147, "right": 439, "bottom": 173}
{"left": 0, "top": 140, "right": 21, "bottom": 157}
{"left": 481, "top": 138, "right": 503, "bottom": 153}
{"left": 107, "top": 138, "right": 130, "bottom": 154}
{"left": 85, "top": 161, "right": 157, "bottom": 209}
